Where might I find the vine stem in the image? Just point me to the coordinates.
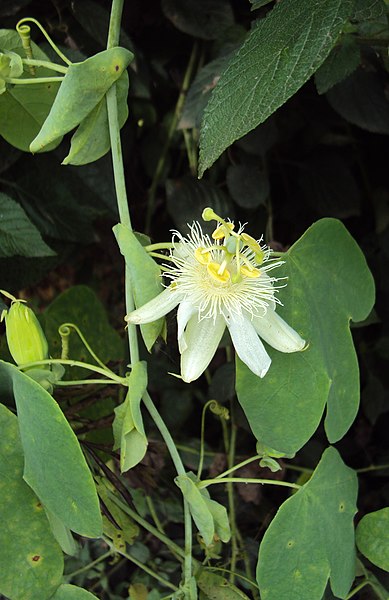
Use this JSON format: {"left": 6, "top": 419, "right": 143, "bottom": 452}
{"left": 22, "top": 58, "right": 68, "bottom": 73}
{"left": 215, "top": 454, "right": 262, "bottom": 479}
{"left": 198, "top": 478, "right": 301, "bottom": 490}
{"left": 7, "top": 76, "right": 64, "bottom": 84}
{"left": 18, "top": 358, "right": 126, "bottom": 384}
{"left": 102, "top": 536, "right": 179, "bottom": 592}
{"left": 16, "top": 18, "right": 71, "bottom": 65}
{"left": 106, "top": 0, "right": 193, "bottom": 593}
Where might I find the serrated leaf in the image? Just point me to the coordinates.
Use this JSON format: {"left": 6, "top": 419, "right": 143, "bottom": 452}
{"left": 63, "top": 71, "right": 129, "bottom": 165}
{"left": 30, "top": 47, "right": 133, "bottom": 153}
{"left": 51, "top": 584, "right": 100, "bottom": 600}
{"left": 199, "top": 0, "right": 353, "bottom": 176}
{"left": 236, "top": 219, "right": 375, "bottom": 454}
{"left": 0, "top": 192, "right": 55, "bottom": 258}
{"left": 0, "top": 403, "right": 64, "bottom": 600}
{"left": 42, "top": 285, "right": 124, "bottom": 380}
{"left": 161, "top": 0, "right": 234, "bottom": 40}
{"left": 112, "top": 361, "right": 148, "bottom": 472}
{"left": 356, "top": 508, "right": 389, "bottom": 571}
{"left": 257, "top": 447, "right": 358, "bottom": 600}
{"left": 0, "top": 361, "right": 103, "bottom": 537}
{"left": 0, "top": 29, "right": 60, "bottom": 151}
{"left": 113, "top": 224, "right": 164, "bottom": 351}
{"left": 315, "top": 38, "right": 360, "bottom": 95}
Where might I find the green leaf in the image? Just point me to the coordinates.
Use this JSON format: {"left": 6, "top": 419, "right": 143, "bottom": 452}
{"left": 356, "top": 508, "right": 389, "bottom": 571}
{"left": 96, "top": 478, "right": 139, "bottom": 549}
{"left": 226, "top": 164, "right": 269, "bottom": 209}
{"left": 50, "top": 584, "right": 100, "bottom": 600}
{"left": 45, "top": 508, "right": 77, "bottom": 556}
{"left": 257, "top": 447, "right": 358, "bottom": 600}
{"left": 236, "top": 219, "right": 375, "bottom": 454}
{"left": 113, "top": 224, "right": 164, "bottom": 351}
{"left": 351, "top": 0, "right": 385, "bottom": 20}
{"left": 42, "top": 285, "right": 124, "bottom": 380}
{"left": 326, "top": 68, "right": 389, "bottom": 134}
{"left": 161, "top": 0, "right": 234, "bottom": 40}
{"left": 315, "top": 38, "right": 360, "bottom": 95}
{"left": 196, "top": 569, "right": 251, "bottom": 599}
{"left": 30, "top": 47, "right": 134, "bottom": 153}
{"left": 175, "top": 474, "right": 215, "bottom": 546}
{"left": 199, "top": 0, "right": 353, "bottom": 176}
{"left": 112, "top": 361, "right": 148, "bottom": 472}
{"left": 0, "top": 361, "right": 103, "bottom": 538}
{"left": 63, "top": 71, "right": 129, "bottom": 165}
{"left": 0, "top": 30, "right": 61, "bottom": 152}
{"left": 166, "top": 176, "right": 234, "bottom": 235}
{"left": 0, "top": 192, "right": 55, "bottom": 258}
{"left": 0, "top": 403, "right": 64, "bottom": 600}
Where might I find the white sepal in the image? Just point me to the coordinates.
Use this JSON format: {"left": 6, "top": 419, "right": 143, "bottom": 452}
{"left": 180, "top": 314, "right": 225, "bottom": 383}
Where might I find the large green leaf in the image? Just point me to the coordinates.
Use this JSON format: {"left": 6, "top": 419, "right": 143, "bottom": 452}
{"left": 0, "top": 30, "right": 60, "bottom": 152}
{"left": 0, "top": 192, "right": 55, "bottom": 258}
{"left": 356, "top": 508, "right": 389, "bottom": 571}
{"left": 161, "top": 0, "right": 234, "bottom": 40}
{"left": 0, "top": 403, "right": 64, "bottom": 600}
{"left": 198, "top": 0, "right": 353, "bottom": 176}
{"left": 236, "top": 219, "right": 375, "bottom": 454}
{"left": 42, "top": 285, "right": 124, "bottom": 380}
{"left": 114, "top": 224, "right": 164, "bottom": 351}
{"left": 112, "top": 361, "right": 148, "bottom": 472}
{"left": 257, "top": 447, "right": 358, "bottom": 600}
{"left": 30, "top": 47, "right": 133, "bottom": 153}
{"left": 0, "top": 361, "right": 103, "bottom": 537}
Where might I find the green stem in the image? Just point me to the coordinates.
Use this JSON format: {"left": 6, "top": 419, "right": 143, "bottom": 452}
{"left": 198, "top": 477, "right": 300, "bottom": 490}
{"left": 59, "top": 322, "right": 116, "bottom": 374}
{"left": 357, "top": 463, "right": 389, "bottom": 473}
{"left": 103, "top": 536, "right": 178, "bottom": 592}
{"left": 207, "top": 566, "right": 258, "bottom": 589}
{"left": 108, "top": 492, "right": 185, "bottom": 562}
{"left": 145, "top": 242, "right": 175, "bottom": 252}
{"left": 197, "top": 400, "right": 217, "bottom": 479}
{"left": 16, "top": 18, "right": 71, "bottom": 65}
{"left": 65, "top": 550, "right": 112, "bottom": 579}
{"left": 18, "top": 358, "right": 126, "bottom": 384}
{"left": 7, "top": 76, "right": 64, "bottom": 84}
{"left": 55, "top": 379, "right": 121, "bottom": 386}
{"left": 215, "top": 454, "right": 262, "bottom": 479}
{"left": 22, "top": 58, "right": 68, "bottom": 73}
{"left": 345, "top": 580, "right": 369, "bottom": 599}
{"left": 145, "top": 42, "right": 198, "bottom": 233}
{"left": 225, "top": 417, "right": 238, "bottom": 584}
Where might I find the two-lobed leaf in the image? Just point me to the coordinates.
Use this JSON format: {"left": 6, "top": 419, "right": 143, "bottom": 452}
{"left": 0, "top": 361, "right": 103, "bottom": 538}
{"left": 30, "top": 47, "right": 133, "bottom": 153}
{"left": 199, "top": 0, "right": 353, "bottom": 175}
{"left": 236, "top": 219, "right": 375, "bottom": 454}
{"left": 257, "top": 447, "right": 358, "bottom": 600}
{"left": 0, "top": 403, "right": 63, "bottom": 600}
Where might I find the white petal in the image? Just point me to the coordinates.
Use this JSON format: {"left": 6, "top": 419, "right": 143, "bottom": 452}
{"left": 180, "top": 315, "right": 225, "bottom": 383}
{"left": 177, "top": 301, "right": 197, "bottom": 353}
{"left": 226, "top": 312, "right": 271, "bottom": 378}
{"left": 252, "top": 307, "right": 306, "bottom": 353}
{"left": 125, "top": 287, "right": 183, "bottom": 324}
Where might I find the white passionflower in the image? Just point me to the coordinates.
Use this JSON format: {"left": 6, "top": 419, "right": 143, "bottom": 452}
{"left": 125, "top": 208, "right": 306, "bottom": 382}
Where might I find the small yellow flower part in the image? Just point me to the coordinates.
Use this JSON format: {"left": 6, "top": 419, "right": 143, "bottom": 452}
{"left": 241, "top": 233, "right": 263, "bottom": 254}
{"left": 212, "top": 223, "right": 234, "bottom": 240}
{"left": 195, "top": 247, "right": 211, "bottom": 265}
{"left": 1, "top": 291, "right": 48, "bottom": 366}
{"left": 240, "top": 265, "right": 261, "bottom": 278}
{"left": 207, "top": 262, "right": 230, "bottom": 283}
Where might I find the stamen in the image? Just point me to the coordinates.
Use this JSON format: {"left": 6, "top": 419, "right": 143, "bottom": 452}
{"left": 207, "top": 262, "right": 230, "bottom": 283}
{"left": 240, "top": 265, "right": 261, "bottom": 278}
{"left": 212, "top": 223, "right": 234, "bottom": 240}
{"left": 195, "top": 247, "right": 211, "bottom": 265}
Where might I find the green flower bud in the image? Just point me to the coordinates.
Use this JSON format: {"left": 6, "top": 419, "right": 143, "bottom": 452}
{"left": 1, "top": 292, "right": 48, "bottom": 366}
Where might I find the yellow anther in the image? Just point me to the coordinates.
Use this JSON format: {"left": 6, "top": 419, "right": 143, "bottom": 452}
{"left": 240, "top": 265, "right": 261, "bottom": 278}
{"left": 241, "top": 233, "right": 263, "bottom": 254}
{"left": 207, "top": 262, "right": 230, "bottom": 283}
{"left": 195, "top": 247, "right": 211, "bottom": 265}
{"left": 212, "top": 223, "right": 234, "bottom": 240}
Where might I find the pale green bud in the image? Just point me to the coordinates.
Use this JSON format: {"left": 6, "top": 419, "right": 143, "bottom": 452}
{"left": 2, "top": 294, "right": 48, "bottom": 366}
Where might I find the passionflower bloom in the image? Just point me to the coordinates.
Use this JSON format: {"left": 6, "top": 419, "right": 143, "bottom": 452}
{"left": 125, "top": 208, "right": 306, "bottom": 382}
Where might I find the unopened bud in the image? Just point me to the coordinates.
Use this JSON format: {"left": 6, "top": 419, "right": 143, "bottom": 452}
{"left": 1, "top": 292, "right": 48, "bottom": 366}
